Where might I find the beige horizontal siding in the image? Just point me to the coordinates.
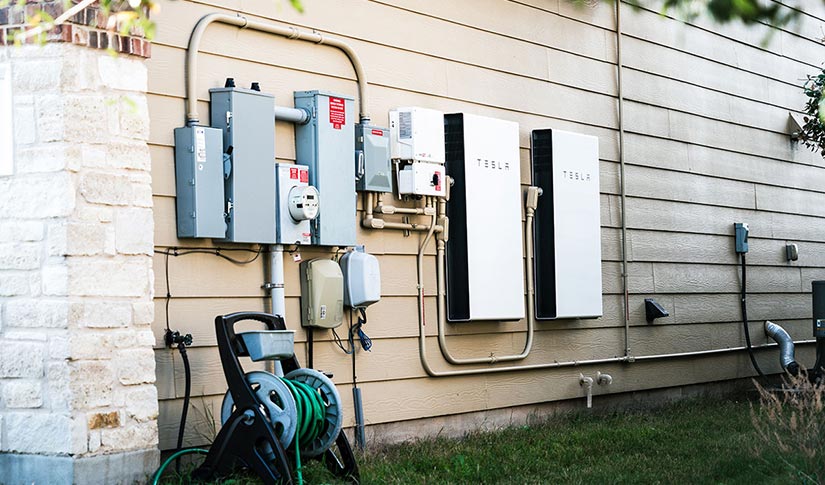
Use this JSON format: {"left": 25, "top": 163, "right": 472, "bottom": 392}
{"left": 148, "top": 0, "right": 825, "bottom": 449}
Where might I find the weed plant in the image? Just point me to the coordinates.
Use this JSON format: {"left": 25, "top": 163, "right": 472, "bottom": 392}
{"left": 752, "top": 372, "right": 825, "bottom": 484}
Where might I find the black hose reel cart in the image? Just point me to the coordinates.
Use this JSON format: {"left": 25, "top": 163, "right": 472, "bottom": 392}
{"left": 193, "top": 311, "right": 359, "bottom": 484}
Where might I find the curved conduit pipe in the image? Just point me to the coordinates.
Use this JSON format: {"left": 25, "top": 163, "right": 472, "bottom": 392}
{"left": 431, "top": 188, "right": 539, "bottom": 365}
{"left": 764, "top": 321, "right": 800, "bottom": 375}
{"left": 184, "top": 12, "right": 371, "bottom": 126}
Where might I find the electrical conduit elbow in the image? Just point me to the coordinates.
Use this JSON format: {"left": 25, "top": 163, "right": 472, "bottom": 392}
{"left": 764, "top": 321, "right": 800, "bottom": 375}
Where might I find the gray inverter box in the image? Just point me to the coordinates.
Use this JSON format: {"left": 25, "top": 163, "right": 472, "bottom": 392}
{"left": 355, "top": 124, "right": 392, "bottom": 193}
{"left": 294, "top": 90, "right": 356, "bottom": 246}
{"left": 210, "top": 86, "right": 277, "bottom": 244}
{"left": 173, "top": 125, "right": 227, "bottom": 238}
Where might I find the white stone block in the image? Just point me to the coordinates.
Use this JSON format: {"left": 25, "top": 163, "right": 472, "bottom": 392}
{"left": 12, "top": 59, "right": 61, "bottom": 93}
{"left": 69, "top": 361, "right": 113, "bottom": 409}
{"left": 48, "top": 335, "right": 70, "bottom": 360}
{"left": 35, "top": 94, "right": 64, "bottom": 143}
{"left": 79, "top": 172, "right": 136, "bottom": 206}
{"left": 0, "top": 340, "right": 45, "bottom": 378}
{"left": 0, "top": 243, "right": 40, "bottom": 270}
{"left": 100, "top": 421, "right": 157, "bottom": 451}
{"left": 13, "top": 103, "right": 35, "bottom": 146}
{"left": 42, "top": 264, "right": 68, "bottom": 296}
{"left": 69, "top": 332, "right": 114, "bottom": 360}
{"left": 65, "top": 222, "right": 107, "bottom": 256}
{"left": 118, "top": 94, "right": 149, "bottom": 141}
{"left": 132, "top": 302, "right": 154, "bottom": 325}
{"left": 45, "top": 361, "right": 70, "bottom": 411}
{"left": 46, "top": 222, "right": 67, "bottom": 256}
{"left": 98, "top": 55, "right": 148, "bottom": 92}
{"left": 0, "top": 272, "right": 31, "bottom": 296}
{"left": 63, "top": 94, "right": 108, "bottom": 143}
{"left": 3, "top": 380, "right": 43, "bottom": 408}
{"left": 5, "top": 299, "right": 69, "bottom": 328}
{"left": 116, "top": 348, "right": 155, "bottom": 385}
{"left": 136, "top": 329, "right": 156, "bottom": 347}
{"left": 5, "top": 300, "right": 69, "bottom": 329}
{"left": 123, "top": 385, "right": 158, "bottom": 422}
{"left": 0, "top": 173, "right": 75, "bottom": 218}
{"left": 115, "top": 207, "right": 153, "bottom": 255}
{"left": 5, "top": 412, "right": 72, "bottom": 454}
{"left": 68, "top": 258, "right": 149, "bottom": 298}
{"left": 0, "top": 221, "right": 44, "bottom": 243}
{"left": 106, "top": 141, "right": 150, "bottom": 171}
{"left": 75, "top": 301, "right": 132, "bottom": 328}
{"left": 16, "top": 144, "right": 67, "bottom": 173}
{"left": 80, "top": 144, "right": 107, "bottom": 168}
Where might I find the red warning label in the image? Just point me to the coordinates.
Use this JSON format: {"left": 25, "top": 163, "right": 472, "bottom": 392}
{"left": 371, "top": 129, "right": 384, "bottom": 137}
{"left": 299, "top": 169, "right": 308, "bottom": 183}
{"left": 290, "top": 167, "right": 299, "bottom": 180}
{"left": 329, "top": 97, "right": 346, "bottom": 129}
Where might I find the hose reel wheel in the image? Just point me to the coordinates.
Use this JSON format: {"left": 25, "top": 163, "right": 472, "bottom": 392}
{"left": 221, "top": 371, "right": 298, "bottom": 449}
{"left": 285, "top": 368, "right": 344, "bottom": 458}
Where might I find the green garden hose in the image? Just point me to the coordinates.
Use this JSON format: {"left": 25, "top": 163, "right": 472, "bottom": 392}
{"left": 151, "top": 448, "right": 209, "bottom": 485}
{"left": 281, "top": 377, "right": 328, "bottom": 485}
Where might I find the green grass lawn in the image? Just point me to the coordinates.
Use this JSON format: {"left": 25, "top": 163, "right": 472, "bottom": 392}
{"left": 165, "top": 397, "right": 809, "bottom": 484}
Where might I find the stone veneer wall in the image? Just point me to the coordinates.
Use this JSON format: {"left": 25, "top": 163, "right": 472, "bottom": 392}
{"left": 0, "top": 4, "right": 158, "bottom": 483}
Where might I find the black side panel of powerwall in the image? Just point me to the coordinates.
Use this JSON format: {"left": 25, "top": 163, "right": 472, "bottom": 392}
{"left": 444, "top": 113, "right": 470, "bottom": 322}
{"left": 531, "top": 129, "right": 557, "bottom": 319}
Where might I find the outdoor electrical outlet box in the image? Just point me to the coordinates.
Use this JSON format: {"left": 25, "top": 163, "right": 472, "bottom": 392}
{"left": 531, "top": 129, "right": 602, "bottom": 320}
{"left": 210, "top": 85, "right": 277, "bottom": 244}
{"left": 735, "top": 223, "right": 749, "bottom": 253}
{"left": 389, "top": 107, "right": 445, "bottom": 163}
{"left": 275, "top": 163, "right": 314, "bottom": 245}
{"left": 300, "top": 258, "right": 344, "bottom": 329}
{"left": 294, "top": 91, "right": 356, "bottom": 246}
{"left": 355, "top": 124, "right": 392, "bottom": 193}
{"left": 444, "top": 113, "right": 524, "bottom": 321}
{"left": 397, "top": 161, "right": 445, "bottom": 197}
{"left": 340, "top": 247, "right": 381, "bottom": 308}
{"left": 173, "top": 125, "right": 227, "bottom": 239}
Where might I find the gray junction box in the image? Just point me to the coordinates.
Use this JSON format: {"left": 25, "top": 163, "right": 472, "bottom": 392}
{"left": 294, "top": 90, "right": 356, "bottom": 247}
{"left": 355, "top": 124, "right": 392, "bottom": 193}
{"left": 173, "top": 125, "right": 227, "bottom": 239}
{"left": 210, "top": 86, "right": 277, "bottom": 244}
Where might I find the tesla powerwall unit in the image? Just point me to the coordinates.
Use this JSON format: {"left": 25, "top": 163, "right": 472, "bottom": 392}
{"left": 531, "top": 129, "right": 602, "bottom": 319}
{"left": 444, "top": 113, "right": 524, "bottom": 321}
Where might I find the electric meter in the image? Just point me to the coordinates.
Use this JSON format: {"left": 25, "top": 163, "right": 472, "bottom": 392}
{"left": 288, "top": 185, "right": 320, "bottom": 221}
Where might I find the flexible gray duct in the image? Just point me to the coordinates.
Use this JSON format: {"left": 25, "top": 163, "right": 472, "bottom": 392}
{"left": 764, "top": 321, "right": 800, "bottom": 375}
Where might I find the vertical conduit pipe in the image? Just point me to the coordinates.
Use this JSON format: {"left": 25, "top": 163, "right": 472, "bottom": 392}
{"left": 615, "top": 0, "right": 632, "bottom": 359}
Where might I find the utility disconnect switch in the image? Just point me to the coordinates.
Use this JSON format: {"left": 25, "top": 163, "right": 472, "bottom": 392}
{"left": 735, "top": 223, "right": 749, "bottom": 254}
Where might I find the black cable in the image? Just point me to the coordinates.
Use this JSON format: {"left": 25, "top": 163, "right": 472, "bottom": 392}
{"left": 154, "top": 246, "right": 263, "bottom": 265}
{"left": 740, "top": 253, "right": 765, "bottom": 378}
{"left": 164, "top": 251, "right": 171, "bottom": 333}
{"left": 175, "top": 342, "right": 192, "bottom": 474}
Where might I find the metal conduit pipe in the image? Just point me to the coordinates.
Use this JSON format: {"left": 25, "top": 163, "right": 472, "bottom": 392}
{"left": 361, "top": 192, "right": 444, "bottom": 232}
{"left": 185, "top": 13, "right": 371, "bottom": 126}
{"left": 274, "top": 105, "right": 310, "bottom": 124}
{"left": 432, "top": 189, "right": 538, "bottom": 365}
{"left": 615, "top": 0, "right": 631, "bottom": 360}
{"left": 764, "top": 321, "right": 800, "bottom": 375}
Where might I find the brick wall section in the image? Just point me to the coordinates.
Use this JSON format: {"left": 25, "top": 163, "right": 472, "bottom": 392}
{"left": 0, "top": 0, "right": 151, "bottom": 58}
{"left": 0, "top": 38, "right": 158, "bottom": 469}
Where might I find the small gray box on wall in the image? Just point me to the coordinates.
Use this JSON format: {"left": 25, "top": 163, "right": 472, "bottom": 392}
{"left": 294, "top": 90, "right": 356, "bottom": 246}
{"left": 210, "top": 86, "right": 277, "bottom": 244}
{"left": 173, "top": 125, "right": 227, "bottom": 239}
{"left": 355, "top": 124, "right": 392, "bottom": 193}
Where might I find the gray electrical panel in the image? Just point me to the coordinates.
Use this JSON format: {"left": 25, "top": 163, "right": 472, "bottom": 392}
{"left": 294, "top": 90, "right": 356, "bottom": 246}
{"left": 355, "top": 124, "right": 392, "bottom": 192}
{"left": 210, "top": 86, "right": 277, "bottom": 244}
{"left": 173, "top": 125, "right": 227, "bottom": 238}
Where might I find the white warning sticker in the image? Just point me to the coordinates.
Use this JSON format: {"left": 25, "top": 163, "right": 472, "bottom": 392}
{"left": 195, "top": 127, "right": 207, "bottom": 163}
{"left": 320, "top": 305, "right": 327, "bottom": 320}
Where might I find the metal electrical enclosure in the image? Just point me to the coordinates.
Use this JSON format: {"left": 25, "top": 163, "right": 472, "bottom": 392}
{"left": 209, "top": 86, "right": 277, "bottom": 244}
{"left": 340, "top": 247, "right": 381, "bottom": 308}
{"left": 355, "top": 124, "right": 392, "bottom": 193}
{"left": 275, "top": 163, "right": 313, "bottom": 245}
{"left": 294, "top": 91, "right": 356, "bottom": 247}
{"left": 300, "top": 258, "right": 344, "bottom": 329}
{"left": 531, "top": 129, "right": 602, "bottom": 319}
{"left": 444, "top": 113, "right": 524, "bottom": 321}
{"left": 173, "top": 126, "right": 227, "bottom": 238}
